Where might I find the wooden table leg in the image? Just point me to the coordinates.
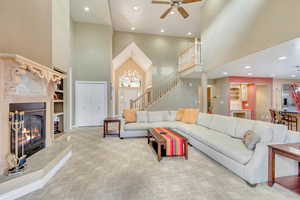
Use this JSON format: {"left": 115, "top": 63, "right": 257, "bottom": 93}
{"left": 268, "top": 146, "right": 275, "bottom": 186}
{"left": 147, "top": 131, "right": 150, "bottom": 144}
{"left": 158, "top": 143, "right": 161, "bottom": 162}
{"left": 118, "top": 121, "right": 121, "bottom": 138}
{"left": 185, "top": 141, "right": 188, "bottom": 160}
{"left": 103, "top": 121, "right": 106, "bottom": 138}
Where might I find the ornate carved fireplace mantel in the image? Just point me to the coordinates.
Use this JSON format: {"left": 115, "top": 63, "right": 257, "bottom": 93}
{"left": 0, "top": 54, "right": 66, "bottom": 174}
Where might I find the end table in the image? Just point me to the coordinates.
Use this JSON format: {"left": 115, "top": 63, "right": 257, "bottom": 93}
{"left": 103, "top": 117, "right": 121, "bottom": 138}
{"left": 268, "top": 143, "right": 300, "bottom": 194}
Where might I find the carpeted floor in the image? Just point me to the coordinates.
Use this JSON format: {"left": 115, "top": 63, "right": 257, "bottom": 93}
{"left": 19, "top": 127, "right": 300, "bottom": 200}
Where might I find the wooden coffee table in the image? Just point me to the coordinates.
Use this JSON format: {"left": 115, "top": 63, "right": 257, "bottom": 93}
{"left": 268, "top": 143, "right": 300, "bottom": 194}
{"left": 147, "top": 128, "right": 188, "bottom": 161}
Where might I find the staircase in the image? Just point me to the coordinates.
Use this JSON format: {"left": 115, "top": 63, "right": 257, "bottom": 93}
{"left": 130, "top": 73, "right": 182, "bottom": 110}
{"left": 130, "top": 38, "right": 200, "bottom": 111}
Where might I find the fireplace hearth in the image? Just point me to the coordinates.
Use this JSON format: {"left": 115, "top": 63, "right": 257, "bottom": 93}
{"left": 9, "top": 103, "right": 46, "bottom": 158}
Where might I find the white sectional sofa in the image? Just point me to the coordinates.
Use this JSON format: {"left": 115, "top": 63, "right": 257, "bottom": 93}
{"left": 121, "top": 111, "right": 300, "bottom": 185}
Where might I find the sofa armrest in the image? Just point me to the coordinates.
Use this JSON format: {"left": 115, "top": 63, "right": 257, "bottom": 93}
{"left": 244, "top": 142, "right": 270, "bottom": 184}
{"left": 120, "top": 117, "right": 126, "bottom": 133}
{"left": 245, "top": 142, "right": 298, "bottom": 184}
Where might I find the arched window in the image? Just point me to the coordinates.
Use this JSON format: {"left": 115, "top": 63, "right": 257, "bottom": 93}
{"left": 119, "top": 70, "right": 141, "bottom": 88}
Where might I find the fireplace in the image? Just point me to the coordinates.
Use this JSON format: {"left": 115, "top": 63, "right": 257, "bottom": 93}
{"left": 9, "top": 103, "right": 46, "bottom": 158}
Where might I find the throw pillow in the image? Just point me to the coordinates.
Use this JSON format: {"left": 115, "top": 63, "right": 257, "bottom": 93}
{"left": 176, "top": 109, "right": 185, "bottom": 121}
{"left": 182, "top": 109, "right": 199, "bottom": 124}
{"left": 242, "top": 130, "right": 261, "bottom": 150}
{"left": 136, "top": 111, "right": 148, "bottom": 123}
{"left": 123, "top": 109, "right": 136, "bottom": 123}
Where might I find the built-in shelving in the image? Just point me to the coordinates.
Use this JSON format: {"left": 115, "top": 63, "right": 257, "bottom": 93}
{"left": 52, "top": 67, "right": 66, "bottom": 136}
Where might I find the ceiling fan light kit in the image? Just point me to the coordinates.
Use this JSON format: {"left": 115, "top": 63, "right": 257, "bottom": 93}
{"left": 152, "top": 0, "right": 202, "bottom": 19}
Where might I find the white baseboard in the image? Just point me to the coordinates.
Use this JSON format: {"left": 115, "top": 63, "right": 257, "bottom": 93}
{"left": 0, "top": 151, "right": 72, "bottom": 200}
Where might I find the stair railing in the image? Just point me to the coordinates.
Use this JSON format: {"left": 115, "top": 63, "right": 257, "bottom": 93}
{"left": 130, "top": 72, "right": 181, "bottom": 110}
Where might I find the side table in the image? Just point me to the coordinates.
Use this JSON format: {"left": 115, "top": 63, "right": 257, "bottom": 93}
{"left": 103, "top": 117, "right": 121, "bottom": 138}
{"left": 268, "top": 143, "right": 300, "bottom": 194}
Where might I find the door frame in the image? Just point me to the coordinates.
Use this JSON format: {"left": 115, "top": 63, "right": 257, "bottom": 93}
{"left": 75, "top": 81, "right": 108, "bottom": 127}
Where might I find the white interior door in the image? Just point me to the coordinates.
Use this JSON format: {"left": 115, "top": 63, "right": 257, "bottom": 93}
{"left": 76, "top": 81, "right": 107, "bottom": 126}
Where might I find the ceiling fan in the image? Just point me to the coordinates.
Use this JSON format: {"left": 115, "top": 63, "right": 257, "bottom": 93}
{"left": 152, "top": 0, "right": 202, "bottom": 19}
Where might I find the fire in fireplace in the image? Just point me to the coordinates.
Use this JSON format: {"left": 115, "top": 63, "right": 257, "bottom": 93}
{"left": 9, "top": 103, "right": 46, "bottom": 158}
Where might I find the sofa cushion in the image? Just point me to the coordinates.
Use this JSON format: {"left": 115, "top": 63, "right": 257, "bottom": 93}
{"left": 252, "top": 122, "right": 273, "bottom": 143}
{"left": 197, "top": 113, "right": 213, "bottom": 128}
{"left": 190, "top": 130, "right": 253, "bottom": 165}
{"left": 182, "top": 109, "right": 199, "bottom": 124}
{"left": 123, "top": 109, "right": 136, "bottom": 123}
{"left": 168, "top": 111, "right": 177, "bottom": 121}
{"left": 209, "top": 115, "right": 237, "bottom": 137}
{"left": 148, "top": 111, "right": 169, "bottom": 122}
{"left": 124, "top": 123, "right": 152, "bottom": 131}
{"left": 176, "top": 124, "right": 210, "bottom": 139}
{"left": 124, "top": 121, "right": 182, "bottom": 131}
{"left": 234, "top": 118, "right": 256, "bottom": 139}
{"left": 255, "top": 121, "right": 287, "bottom": 143}
{"left": 136, "top": 111, "right": 148, "bottom": 123}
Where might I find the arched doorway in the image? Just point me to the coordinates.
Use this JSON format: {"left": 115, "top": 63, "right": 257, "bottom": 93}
{"left": 112, "top": 42, "right": 152, "bottom": 115}
{"left": 118, "top": 66, "right": 143, "bottom": 113}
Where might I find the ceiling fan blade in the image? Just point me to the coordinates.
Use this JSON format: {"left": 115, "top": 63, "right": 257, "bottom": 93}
{"left": 160, "top": 7, "right": 173, "bottom": 19}
{"left": 152, "top": 0, "right": 170, "bottom": 4}
{"left": 182, "top": 0, "right": 202, "bottom": 3}
{"left": 177, "top": 6, "right": 189, "bottom": 19}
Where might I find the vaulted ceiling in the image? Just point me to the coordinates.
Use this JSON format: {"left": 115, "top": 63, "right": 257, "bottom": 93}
{"left": 110, "top": 0, "right": 204, "bottom": 37}
{"left": 71, "top": 0, "right": 112, "bottom": 25}
{"left": 70, "top": 0, "right": 204, "bottom": 37}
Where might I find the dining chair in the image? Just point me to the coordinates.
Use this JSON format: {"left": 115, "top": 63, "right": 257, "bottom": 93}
{"left": 269, "top": 109, "right": 276, "bottom": 123}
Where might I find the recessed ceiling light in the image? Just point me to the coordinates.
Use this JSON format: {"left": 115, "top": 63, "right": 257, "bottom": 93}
{"left": 133, "top": 6, "right": 139, "bottom": 10}
{"left": 187, "top": 32, "right": 192, "bottom": 36}
{"left": 278, "top": 56, "right": 287, "bottom": 60}
{"left": 291, "top": 74, "right": 296, "bottom": 78}
{"left": 223, "top": 72, "right": 228, "bottom": 75}
{"left": 131, "top": 27, "right": 136, "bottom": 31}
{"left": 170, "top": 11, "right": 175, "bottom": 15}
{"left": 160, "top": 29, "right": 165, "bottom": 33}
{"left": 84, "top": 7, "right": 90, "bottom": 12}
{"left": 248, "top": 73, "right": 253, "bottom": 76}
{"left": 244, "top": 65, "right": 252, "bottom": 69}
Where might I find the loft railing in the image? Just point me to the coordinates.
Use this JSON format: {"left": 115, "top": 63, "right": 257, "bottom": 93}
{"left": 178, "top": 38, "right": 201, "bottom": 73}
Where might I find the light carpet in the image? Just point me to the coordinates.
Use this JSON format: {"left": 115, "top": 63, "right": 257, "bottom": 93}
{"left": 19, "top": 127, "right": 300, "bottom": 200}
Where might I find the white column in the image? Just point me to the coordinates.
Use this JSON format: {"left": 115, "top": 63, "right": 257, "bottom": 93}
{"left": 201, "top": 72, "right": 208, "bottom": 113}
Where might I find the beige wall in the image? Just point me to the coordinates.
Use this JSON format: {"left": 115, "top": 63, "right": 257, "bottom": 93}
{"left": 201, "top": 0, "right": 300, "bottom": 69}
{"left": 72, "top": 22, "right": 113, "bottom": 122}
{"left": 0, "top": 0, "right": 52, "bottom": 66}
{"left": 113, "top": 31, "right": 193, "bottom": 88}
{"left": 52, "top": 0, "right": 71, "bottom": 71}
{"left": 114, "top": 59, "right": 145, "bottom": 113}
{"left": 148, "top": 79, "right": 201, "bottom": 111}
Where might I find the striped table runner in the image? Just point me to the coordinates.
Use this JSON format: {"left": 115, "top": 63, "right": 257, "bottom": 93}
{"left": 153, "top": 128, "right": 185, "bottom": 156}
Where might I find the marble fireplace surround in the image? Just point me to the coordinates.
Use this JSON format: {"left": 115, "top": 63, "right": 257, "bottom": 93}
{"left": 0, "top": 54, "right": 66, "bottom": 174}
